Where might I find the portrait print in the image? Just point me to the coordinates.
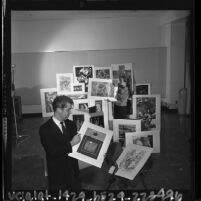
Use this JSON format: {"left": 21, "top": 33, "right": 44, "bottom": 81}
{"left": 111, "top": 63, "right": 134, "bottom": 90}
{"left": 73, "top": 65, "right": 94, "bottom": 92}
{"left": 40, "top": 88, "right": 57, "bottom": 117}
{"left": 56, "top": 73, "right": 73, "bottom": 94}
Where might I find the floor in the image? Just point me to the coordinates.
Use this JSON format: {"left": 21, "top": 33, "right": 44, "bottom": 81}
{"left": 11, "top": 108, "right": 193, "bottom": 192}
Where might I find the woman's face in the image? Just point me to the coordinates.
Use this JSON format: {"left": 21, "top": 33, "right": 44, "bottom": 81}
{"left": 119, "top": 78, "right": 126, "bottom": 87}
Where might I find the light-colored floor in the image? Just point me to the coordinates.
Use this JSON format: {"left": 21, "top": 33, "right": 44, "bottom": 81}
{"left": 11, "top": 109, "right": 192, "bottom": 191}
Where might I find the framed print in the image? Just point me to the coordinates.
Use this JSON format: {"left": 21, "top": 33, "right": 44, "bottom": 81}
{"left": 88, "top": 78, "right": 116, "bottom": 101}
{"left": 73, "top": 65, "right": 94, "bottom": 92}
{"left": 89, "top": 99, "right": 109, "bottom": 129}
{"left": 132, "top": 95, "right": 161, "bottom": 131}
{"left": 68, "top": 121, "right": 113, "bottom": 168}
{"left": 74, "top": 99, "right": 90, "bottom": 112}
{"left": 56, "top": 73, "right": 73, "bottom": 94}
{"left": 125, "top": 130, "right": 160, "bottom": 153}
{"left": 69, "top": 109, "right": 90, "bottom": 132}
{"left": 40, "top": 88, "right": 57, "bottom": 117}
{"left": 111, "top": 63, "right": 134, "bottom": 91}
{"left": 113, "top": 119, "right": 141, "bottom": 146}
{"left": 135, "top": 83, "right": 151, "bottom": 95}
{"left": 71, "top": 83, "right": 85, "bottom": 94}
{"left": 108, "top": 144, "right": 153, "bottom": 180}
{"left": 94, "top": 67, "right": 112, "bottom": 79}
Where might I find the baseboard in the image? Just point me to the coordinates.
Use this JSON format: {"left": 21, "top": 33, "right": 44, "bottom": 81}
{"left": 161, "top": 99, "right": 178, "bottom": 110}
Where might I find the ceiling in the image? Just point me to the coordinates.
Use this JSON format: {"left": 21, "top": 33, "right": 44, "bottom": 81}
{"left": 11, "top": 10, "right": 170, "bottom": 21}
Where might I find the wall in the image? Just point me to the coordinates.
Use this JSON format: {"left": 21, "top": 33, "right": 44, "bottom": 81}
{"left": 12, "top": 47, "right": 166, "bottom": 113}
{"left": 12, "top": 17, "right": 161, "bottom": 53}
{"left": 11, "top": 12, "right": 188, "bottom": 113}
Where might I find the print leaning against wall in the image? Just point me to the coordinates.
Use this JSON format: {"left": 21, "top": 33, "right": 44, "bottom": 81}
{"left": 88, "top": 78, "right": 117, "bottom": 101}
{"left": 132, "top": 94, "right": 161, "bottom": 131}
{"left": 73, "top": 65, "right": 94, "bottom": 92}
{"left": 40, "top": 88, "right": 57, "bottom": 117}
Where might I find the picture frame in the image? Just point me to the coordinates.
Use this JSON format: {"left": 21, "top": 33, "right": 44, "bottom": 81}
{"left": 69, "top": 109, "right": 90, "bottom": 132}
{"left": 56, "top": 73, "right": 73, "bottom": 95}
{"left": 111, "top": 63, "right": 134, "bottom": 91}
{"left": 40, "top": 88, "right": 57, "bottom": 117}
{"left": 73, "top": 99, "right": 90, "bottom": 112}
{"left": 113, "top": 119, "right": 141, "bottom": 146}
{"left": 73, "top": 65, "right": 94, "bottom": 92}
{"left": 132, "top": 95, "right": 161, "bottom": 131}
{"left": 94, "top": 67, "right": 112, "bottom": 79}
{"left": 71, "top": 83, "right": 85, "bottom": 94}
{"left": 89, "top": 99, "right": 109, "bottom": 129}
{"left": 135, "top": 83, "right": 151, "bottom": 95}
{"left": 108, "top": 144, "right": 153, "bottom": 180}
{"left": 88, "top": 78, "right": 116, "bottom": 101}
{"left": 68, "top": 121, "right": 113, "bottom": 168}
{"left": 125, "top": 130, "right": 160, "bottom": 153}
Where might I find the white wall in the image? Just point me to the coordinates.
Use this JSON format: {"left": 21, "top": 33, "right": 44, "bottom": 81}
{"left": 12, "top": 17, "right": 162, "bottom": 53}
{"left": 11, "top": 11, "right": 190, "bottom": 113}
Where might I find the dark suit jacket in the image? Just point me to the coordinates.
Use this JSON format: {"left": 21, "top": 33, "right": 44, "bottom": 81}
{"left": 39, "top": 117, "right": 80, "bottom": 191}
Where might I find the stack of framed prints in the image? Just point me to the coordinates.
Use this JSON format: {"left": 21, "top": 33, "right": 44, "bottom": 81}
{"left": 68, "top": 121, "right": 113, "bottom": 168}
{"left": 108, "top": 144, "right": 153, "bottom": 180}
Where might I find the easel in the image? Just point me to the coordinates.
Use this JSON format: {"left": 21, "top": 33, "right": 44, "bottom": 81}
{"left": 11, "top": 64, "right": 30, "bottom": 146}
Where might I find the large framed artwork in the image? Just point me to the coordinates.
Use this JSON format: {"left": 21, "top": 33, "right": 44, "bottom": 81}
{"left": 89, "top": 99, "right": 109, "bottom": 129}
{"left": 73, "top": 99, "right": 90, "bottom": 112}
{"left": 40, "top": 88, "right": 57, "bottom": 117}
{"left": 108, "top": 144, "right": 153, "bottom": 180}
{"left": 69, "top": 109, "right": 90, "bottom": 132}
{"left": 113, "top": 119, "right": 141, "bottom": 146}
{"left": 94, "top": 67, "right": 112, "bottom": 79}
{"left": 125, "top": 130, "right": 160, "bottom": 153}
{"left": 73, "top": 65, "right": 94, "bottom": 92}
{"left": 111, "top": 63, "right": 134, "bottom": 91}
{"left": 132, "top": 95, "right": 161, "bottom": 131}
{"left": 56, "top": 73, "right": 73, "bottom": 95}
{"left": 88, "top": 78, "right": 116, "bottom": 101}
{"left": 68, "top": 121, "right": 113, "bottom": 168}
{"left": 135, "top": 83, "right": 151, "bottom": 95}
